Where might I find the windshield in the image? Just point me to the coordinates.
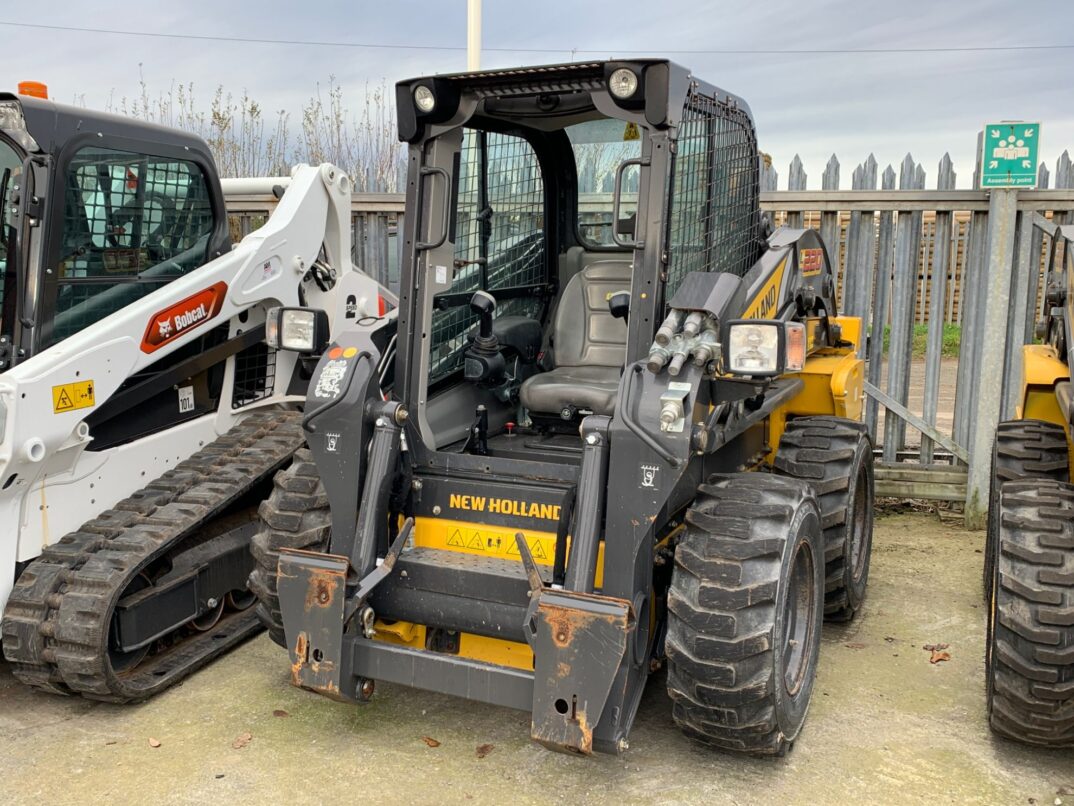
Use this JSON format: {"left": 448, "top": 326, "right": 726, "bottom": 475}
{"left": 567, "top": 119, "right": 642, "bottom": 248}
{"left": 0, "top": 138, "right": 23, "bottom": 335}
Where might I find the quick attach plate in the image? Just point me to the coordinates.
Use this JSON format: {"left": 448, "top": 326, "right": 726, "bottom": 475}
{"left": 516, "top": 535, "right": 634, "bottom": 754}
{"left": 277, "top": 548, "right": 349, "bottom": 699}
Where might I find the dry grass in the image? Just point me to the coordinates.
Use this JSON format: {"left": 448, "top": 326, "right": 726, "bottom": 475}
{"left": 94, "top": 70, "right": 406, "bottom": 190}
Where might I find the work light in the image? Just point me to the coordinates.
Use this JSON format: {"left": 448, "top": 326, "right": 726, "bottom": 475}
{"left": 725, "top": 320, "right": 806, "bottom": 377}
{"left": 608, "top": 68, "right": 639, "bottom": 99}
{"left": 265, "top": 306, "right": 330, "bottom": 354}
{"left": 414, "top": 85, "right": 436, "bottom": 113}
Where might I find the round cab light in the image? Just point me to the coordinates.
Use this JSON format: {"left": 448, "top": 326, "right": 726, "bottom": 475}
{"left": 414, "top": 85, "right": 436, "bottom": 113}
{"left": 608, "top": 68, "right": 639, "bottom": 99}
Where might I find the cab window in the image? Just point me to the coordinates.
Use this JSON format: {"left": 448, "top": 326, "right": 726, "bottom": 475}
{"left": 0, "top": 138, "right": 22, "bottom": 329}
{"left": 567, "top": 119, "right": 642, "bottom": 248}
{"left": 46, "top": 146, "right": 215, "bottom": 348}
{"left": 428, "top": 130, "right": 547, "bottom": 383}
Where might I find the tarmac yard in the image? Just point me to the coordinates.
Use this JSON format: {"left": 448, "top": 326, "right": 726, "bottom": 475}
{"left": 1, "top": 512, "right": 1072, "bottom": 805}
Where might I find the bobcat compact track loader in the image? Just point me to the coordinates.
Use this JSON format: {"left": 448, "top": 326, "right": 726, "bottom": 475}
{"left": 256, "top": 59, "right": 875, "bottom": 755}
{"left": 985, "top": 224, "right": 1074, "bottom": 747}
{"left": 0, "top": 89, "right": 381, "bottom": 701}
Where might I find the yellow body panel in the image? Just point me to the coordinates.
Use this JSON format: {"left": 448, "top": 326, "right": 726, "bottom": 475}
{"left": 763, "top": 315, "right": 864, "bottom": 462}
{"left": 1017, "top": 344, "right": 1069, "bottom": 424}
{"left": 742, "top": 257, "right": 787, "bottom": 319}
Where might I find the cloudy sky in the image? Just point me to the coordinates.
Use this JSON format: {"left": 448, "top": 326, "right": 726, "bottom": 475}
{"left": 2, "top": 0, "right": 1073, "bottom": 188}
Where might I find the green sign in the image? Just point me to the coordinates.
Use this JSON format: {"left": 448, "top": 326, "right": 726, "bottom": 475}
{"left": 980, "top": 121, "right": 1040, "bottom": 188}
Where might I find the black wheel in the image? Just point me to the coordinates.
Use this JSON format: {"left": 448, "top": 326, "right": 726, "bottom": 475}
{"left": 248, "top": 449, "right": 331, "bottom": 647}
{"left": 986, "top": 480, "right": 1074, "bottom": 747}
{"left": 985, "top": 420, "right": 1068, "bottom": 605}
{"left": 666, "top": 473, "right": 824, "bottom": 756}
{"left": 774, "top": 416, "right": 874, "bottom": 621}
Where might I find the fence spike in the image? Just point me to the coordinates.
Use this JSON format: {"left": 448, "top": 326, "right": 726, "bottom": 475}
{"left": 899, "top": 154, "right": 916, "bottom": 189}
{"left": 863, "top": 154, "right": 878, "bottom": 188}
{"left": 852, "top": 164, "right": 864, "bottom": 191}
{"left": 914, "top": 164, "right": 926, "bottom": 190}
{"left": 822, "top": 154, "right": 839, "bottom": 190}
{"left": 1057, "top": 150, "right": 1072, "bottom": 189}
{"left": 1037, "top": 162, "right": 1050, "bottom": 189}
{"left": 937, "top": 153, "right": 955, "bottom": 190}
{"left": 788, "top": 155, "right": 807, "bottom": 190}
{"left": 882, "top": 165, "right": 896, "bottom": 191}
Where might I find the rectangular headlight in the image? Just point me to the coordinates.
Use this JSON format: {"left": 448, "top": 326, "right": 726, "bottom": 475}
{"left": 264, "top": 306, "right": 329, "bottom": 355}
{"left": 726, "top": 321, "right": 781, "bottom": 376}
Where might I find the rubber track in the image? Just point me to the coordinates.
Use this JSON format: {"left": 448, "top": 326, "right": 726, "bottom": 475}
{"left": 988, "top": 480, "right": 1074, "bottom": 747}
{"left": 1, "top": 409, "right": 304, "bottom": 703}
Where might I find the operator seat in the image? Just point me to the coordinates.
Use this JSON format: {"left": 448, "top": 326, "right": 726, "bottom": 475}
{"left": 520, "top": 258, "right": 631, "bottom": 417}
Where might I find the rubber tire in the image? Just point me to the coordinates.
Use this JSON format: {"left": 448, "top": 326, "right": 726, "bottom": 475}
{"left": 986, "top": 480, "right": 1074, "bottom": 747}
{"left": 666, "top": 473, "right": 824, "bottom": 756}
{"left": 774, "top": 416, "right": 875, "bottom": 622}
{"left": 985, "top": 420, "right": 1069, "bottom": 604}
{"left": 248, "top": 449, "right": 331, "bottom": 647}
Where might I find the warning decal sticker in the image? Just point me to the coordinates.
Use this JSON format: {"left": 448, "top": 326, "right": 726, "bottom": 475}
{"left": 52, "top": 380, "right": 95, "bottom": 413}
{"left": 141, "top": 282, "right": 228, "bottom": 354}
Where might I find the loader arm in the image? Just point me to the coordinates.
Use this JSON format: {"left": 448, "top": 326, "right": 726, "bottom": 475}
{"left": 0, "top": 163, "right": 377, "bottom": 608}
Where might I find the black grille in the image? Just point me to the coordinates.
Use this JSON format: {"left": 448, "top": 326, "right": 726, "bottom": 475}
{"left": 232, "top": 342, "right": 276, "bottom": 408}
{"left": 664, "top": 91, "right": 763, "bottom": 297}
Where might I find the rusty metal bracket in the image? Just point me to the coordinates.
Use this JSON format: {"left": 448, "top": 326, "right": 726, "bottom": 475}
{"left": 277, "top": 548, "right": 349, "bottom": 698}
{"left": 278, "top": 518, "right": 413, "bottom": 700}
{"left": 514, "top": 533, "right": 634, "bottom": 755}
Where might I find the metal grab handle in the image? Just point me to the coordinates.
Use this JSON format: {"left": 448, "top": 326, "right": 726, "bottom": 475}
{"left": 611, "top": 157, "right": 647, "bottom": 248}
{"left": 416, "top": 166, "right": 450, "bottom": 251}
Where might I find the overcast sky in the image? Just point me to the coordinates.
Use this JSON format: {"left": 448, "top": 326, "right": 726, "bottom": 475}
{"left": 2, "top": 0, "right": 1073, "bottom": 188}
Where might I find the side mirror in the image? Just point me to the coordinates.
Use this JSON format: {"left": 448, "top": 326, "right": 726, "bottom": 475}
{"left": 608, "top": 290, "right": 630, "bottom": 322}
{"left": 265, "top": 306, "right": 330, "bottom": 355}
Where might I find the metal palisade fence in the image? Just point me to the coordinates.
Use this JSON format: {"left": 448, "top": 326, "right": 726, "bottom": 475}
{"left": 222, "top": 150, "right": 1074, "bottom": 527}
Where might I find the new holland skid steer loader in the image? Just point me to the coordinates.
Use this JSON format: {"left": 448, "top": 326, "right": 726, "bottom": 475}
{"left": 256, "top": 59, "right": 874, "bottom": 755}
{"left": 0, "top": 88, "right": 381, "bottom": 701}
{"left": 985, "top": 224, "right": 1074, "bottom": 748}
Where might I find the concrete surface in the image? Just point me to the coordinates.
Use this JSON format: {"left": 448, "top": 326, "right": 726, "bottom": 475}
{"left": 1, "top": 512, "right": 1072, "bottom": 805}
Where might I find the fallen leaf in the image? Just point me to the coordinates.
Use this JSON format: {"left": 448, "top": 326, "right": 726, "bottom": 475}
{"left": 844, "top": 642, "right": 867, "bottom": 650}
{"left": 476, "top": 743, "right": 494, "bottom": 759}
{"left": 232, "top": 732, "right": 253, "bottom": 750}
{"left": 922, "top": 643, "right": 949, "bottom": 652}
{"left": 272, "top": 709, "right": 289, "bottom": 718}
{"left": 422, "top": 736, "right": 441, "bottom": 748}
{"left": 929, "top": 650, "right": 951, "bottom": 664}
{"left": 148, "top": 738, "right": 162, "bottom": 748}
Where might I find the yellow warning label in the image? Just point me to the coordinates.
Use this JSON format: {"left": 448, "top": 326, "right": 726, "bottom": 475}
{"left": 52, "top": 380, "right": 95, "bottom": 414}
{"left": 623, "top": 121, "right": 640, "bottom": 141}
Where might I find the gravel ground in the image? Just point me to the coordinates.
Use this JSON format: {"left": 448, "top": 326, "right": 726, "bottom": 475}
{"left": 1, "top": 511, "right": 1072, "bottom": 805}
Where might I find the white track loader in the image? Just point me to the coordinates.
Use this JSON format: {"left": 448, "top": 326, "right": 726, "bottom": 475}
{"left": 0, "top": 90, "right": 384, "bottom": 701}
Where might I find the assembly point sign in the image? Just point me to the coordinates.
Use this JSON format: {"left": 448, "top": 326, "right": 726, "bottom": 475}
{"left": 980, "top": 122, "right": 1041, "bottom": 188}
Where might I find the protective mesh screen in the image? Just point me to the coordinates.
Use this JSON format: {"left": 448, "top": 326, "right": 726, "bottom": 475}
{"left": 47, "top": 147, "right": 214, "bottom": 347}
{"left": 232, "top": 341, "right": 277, "bottom": 408}
{"left": 429, "top": 130, "right": 546, "bottom": 383}
{"left": 665, "top": 92, "right": 762, "bottom": 298}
